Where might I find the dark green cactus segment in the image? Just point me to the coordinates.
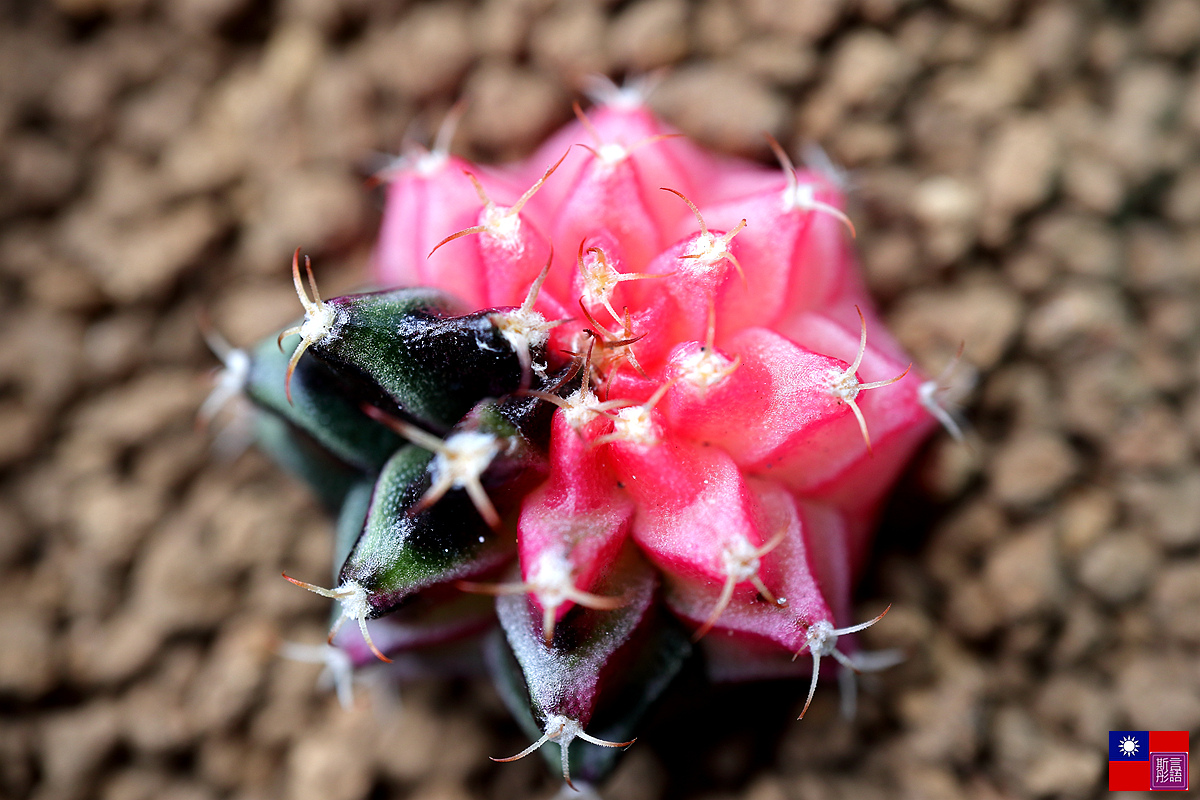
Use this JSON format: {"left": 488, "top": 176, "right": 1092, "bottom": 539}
{"left": 487, "top": 546, "right": 692, "bottom": 785}
{"left": 563, "top": 613, "right": 691, "bottom": 783}
{"left": 338, "top": 445, "right": 511, "bottom": 617}
{"left": 310, "top": 289, "right": 542, "bottom": 431}
{"left": 491, "top": 359, "right": 582, "bottom": 452}
{"left": 332, "top": 478, "right": 374, "bottom": 583}
{"left": 494, "top": 546, "right": 657, "bottom": 722}
{"left": 486, "top": 618, "right": 692, "bottom": 786}
{"left": 459, "top": 398, "right": 547, "bottom": 493}
{"left": 251, "top": 412, "right": 362, "bottom": 511}
{"left": 247, "top": 333, "right": 403, "bottom": 472}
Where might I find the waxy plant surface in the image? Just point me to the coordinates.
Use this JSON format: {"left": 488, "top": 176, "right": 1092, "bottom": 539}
{"left": 220, "top": 91, "right": 947, "bottom": 788}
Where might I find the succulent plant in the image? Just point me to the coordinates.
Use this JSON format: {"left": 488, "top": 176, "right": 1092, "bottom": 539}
{"left": 207, "top": 83, "right": 958, "bottom": 790}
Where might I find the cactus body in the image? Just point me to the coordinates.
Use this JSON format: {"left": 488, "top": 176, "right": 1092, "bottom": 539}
{"left": 214, "top": 94, "right": 941, "bottom": 787}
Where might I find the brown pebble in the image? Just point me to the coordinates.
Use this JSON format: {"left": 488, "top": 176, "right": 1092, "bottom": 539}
{"left": 744, "top": 0, "right": 846, "bottom": 42}
{"left": 827, "top": 29, "right": 910, "bottom": 108}
{"left": 70, "top": 371, "right": 202, "bottom": 450}
{"left": 65, "top": 199, "right": 226, "bottom": 303}
{"left": 186, "top": 618, "right": 276, "bottom": 732}
{"left": 3, "top": 134, "right": 80, "bottom": 213}
{"left": 287, "top": 714, "right": 376, "bottom": 800}
{"left": 1142, "top": 0, "right": 1200, "bottom": 57}
{"left": 462, "top": 62, "right": 567, "bottom": 157}
{"left": 1153, "top": 561, "right": 1200, "bottom": 644}
{"left": 896, "top": 647, "right": 984, "bottom": 764}
{"left": 238, "top": 168, "right": 368, "bottom": 269}
{"left": 609, "top": 0, "right": 689, "bottom": 72}
{"left": 1076, "top": 532, "right": 1158, "bottom": 605}
{"left": 39, "top": 702, "right": 121, "bottom": 795}
{"left": 1121, "top": 471, "right": 1200, "bottom": 548}
{"left": 946, "top": 0, "right": 1012, "bottom": 23}
{"left": 1022, "top": 740, "right": 1103, "bottom": 797}
{"left": 1058, "top": 487, "right": 1118, "bottom": 557}
{"left": 1025, "top": 283, "right": 1131, "bottom": 356}
{"left": 529, "top": 2, "right": 609, "bottom": 80}
{"left": 0, "top": 610, "right": 56, "bottom": 698}
{"left": 889, "top": 278, "right": 1022, "bottom": 370}
{"left": 362, "top": 7, "right": 472, "bottom": 100}
{"left": 653, "top": 64, "right": 787, "bottom": 155}
{"left": 980, "top": 115, "right": 1060, "bottom": 243}
{"left": 989, "top": 432, "right": 1079, "bottom": 508}
{"left": 1021, "top": 3, "right": 1086, "bottom": 78}
{"left": 983, "top": 523, "right": 1065, "bottom": 620}
{"left": 1110, "top": 403, "right": 1191, "bottom": 472}
{"left": 1029, "top": 211, "right": 1121, "bottom": 278}
{"left": 1117, "top": 655, "right": 1200, "bottom": 732}
{"left": 1036, "top": 675, "right": 1114, "bottom": 747}
{"left": 1062, "top": 152, "right": 1125, "bottom": 214}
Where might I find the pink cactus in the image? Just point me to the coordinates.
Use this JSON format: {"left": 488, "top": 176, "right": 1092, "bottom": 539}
{"left": 372, "top": 85, "right": 940, "bottom": 724}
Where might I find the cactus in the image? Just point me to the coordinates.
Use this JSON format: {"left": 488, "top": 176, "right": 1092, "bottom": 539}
{"left": 208, "top": 85, "right": 951, "bottom": 790}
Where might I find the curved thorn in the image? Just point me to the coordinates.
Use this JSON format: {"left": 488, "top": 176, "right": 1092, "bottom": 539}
{"left": 798, "top": 651, "right": 822, "bottom": 720}
{"left": 304, "top": 255, "right": 320, "bottom": 304}
{"left": 358, "top": 615, "right": 392, "bottom": 663}
{"left": 846, "top": 396, "right": 872, "bottom": 454}
{"left": 573, "top": 101, "right": 603, "bottom": 147}
{"left": 283, "top": 339, "right": 309, "bottom": 405}
{"left": 433, "top": 100, "right": 467, "bottom": 156}
{"left": 564, "top": 588, "right": 627, "bottom": 611}
{"left": 511, "top": 149, "right": 571, "bottom": 216}
{"left": 576, "top": 732, "right": 637, "bottom": 749}
{"left": 465, "top": 479, "right": 502, "bottom": 530}
{"left": 660, "top": 187, "right": 706, "bottom": 235}
{"left": 764, "top": 132, "right": 798, "bottom": 195}
{"left": 749, "top": 574, "right": 782, "bottom": 607}
{"left": 692, "top": 573, "right": 737, "bottom": 643}
{"left": 282, "top": 572, "right": 339, "bottom": 598}
{"left": 522, "top": 246, "right": 554, "bottom": 313}
{"left": 490, "top": 731, "right": 552, "bottom": 763}
{"left": 290, "top": 248, "right": 312, "bottom": 313}
{"left": 561, "top": 738, "right": 574, "bottom": 790}
{"left": 836, "top": 604, "right": 892, "bottom": 636}
{"left": 859, "top": 363, "right": 912, "bottom": 391}
{"left": 428, "top": 224, "right": 488, "bottom": 258}
{"left": 543, "top": 603, "right": 557, "bottom": 646}
{"left": 463, "top": 170, "right": 490, "bottom": 206}
{"left": 850, "top": 306, "right": 867, "bottom": 375}
{"left": 830, "top": 647, "right": 858, "bottom": 673}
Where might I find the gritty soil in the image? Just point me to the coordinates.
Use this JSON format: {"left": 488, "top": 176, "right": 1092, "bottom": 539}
{"left": 2, "top": 1, "right": 1199, "bottom": 799}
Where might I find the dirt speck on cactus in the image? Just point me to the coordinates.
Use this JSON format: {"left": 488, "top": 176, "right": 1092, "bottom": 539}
{"left": 226, "top": 87, "right": 948, "bottom": 789}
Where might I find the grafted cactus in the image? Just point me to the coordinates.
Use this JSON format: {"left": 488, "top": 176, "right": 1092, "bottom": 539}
{"left": 208, "top": 85, "right": 955, "bottom": 790}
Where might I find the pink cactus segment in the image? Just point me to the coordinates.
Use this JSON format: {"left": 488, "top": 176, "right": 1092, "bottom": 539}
{"left": 758, "top": 312, "right": 934, "bottom": 507}
{"left": 695, "top": 174, "right": 854, "bottom": 334}
{"left": 609, "top": 221, "right": 747, "bottom": 371}
{"left": 369, "top": 102, "right": 942, "bottom": 699}
{"left": 601, "top": 433, "right": 768, "bottom": 591}
{"left": 799, "top": 501, "right": 855, "bottom": 630}
{"left": 373, "top": 153, "right": 489, "bottom": 307}
{"left": 570, "top": 233, "right": 655, "bottom": 327}
{"left": 515, "top": 412, "right": 636, "bottom": 629}
{"left": 662, "top": 327, "right": 851, "bottom": 467}
{"left": 429, "top": 161, "right": 565, "bottom": 308}
{"left": 548, "top": 145, "right": 666, "bottom": 300}
{"left": 519, "top": 101, "right": 704, "bottom": 223}
{"left": 663, "top": 480, "right": 835, "bottom": 653}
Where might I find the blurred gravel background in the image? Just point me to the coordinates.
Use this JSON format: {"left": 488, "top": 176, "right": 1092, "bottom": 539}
{"left": 2, "top": 0, "right": 1200, "bottom": 798}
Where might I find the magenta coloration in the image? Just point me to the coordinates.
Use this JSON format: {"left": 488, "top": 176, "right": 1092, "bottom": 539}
{"left": 372, "top": 88, "right": 938, "bottom": 711}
